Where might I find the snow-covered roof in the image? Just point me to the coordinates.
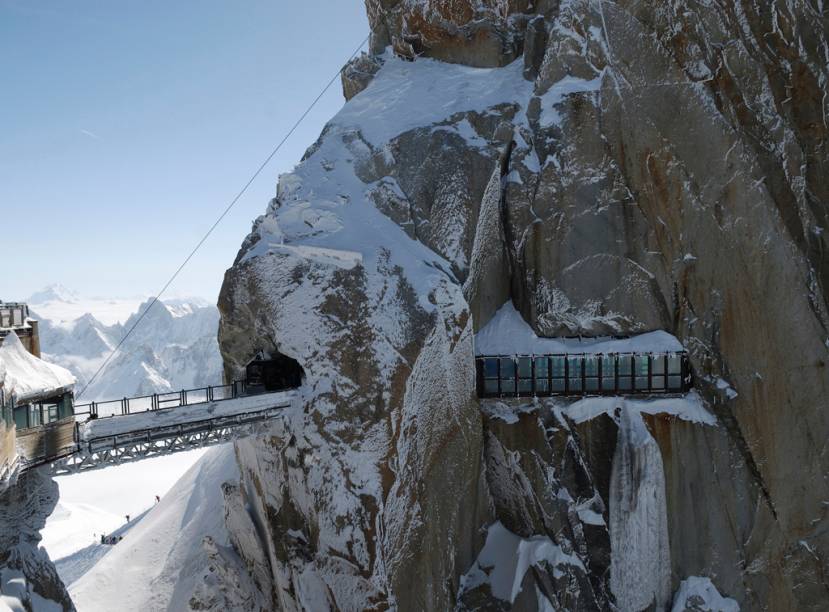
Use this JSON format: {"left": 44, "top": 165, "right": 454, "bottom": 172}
{"left": 474, "top": 303, "right": 684, "bottom": 356}
{"left": 0, "top": 331, "right": 75, "bottom": 402}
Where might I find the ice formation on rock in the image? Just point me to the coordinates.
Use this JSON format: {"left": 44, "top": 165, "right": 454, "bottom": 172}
{"left": 610, "top": 409, "right": 671, "bottom": 611}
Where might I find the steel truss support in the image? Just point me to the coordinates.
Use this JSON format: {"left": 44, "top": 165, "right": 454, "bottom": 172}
{"left": 49, "top": 406, "right": 286, "bottom": 476}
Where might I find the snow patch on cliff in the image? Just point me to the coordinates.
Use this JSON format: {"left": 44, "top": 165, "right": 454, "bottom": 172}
{"left": 475, "top": 301, "right": 684, "bottom": 355}
{"left": 563, "top": 392, "right": 716, "bottom": 425}
{"left": 671, "top": 576, "right": 740, "bottom": 611}
{"left": 69, "top": 445, "right": 240, "bottom": 612}
{"left": 336, "top": 54, "right": 533, "bottom": 146}
{"left": 459, "top": 521, "right": 584, "bottom": 604}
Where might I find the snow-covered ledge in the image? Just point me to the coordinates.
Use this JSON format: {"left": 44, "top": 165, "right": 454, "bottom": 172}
{"left": 474, "top": 302, "right": 683, "bottom": 356}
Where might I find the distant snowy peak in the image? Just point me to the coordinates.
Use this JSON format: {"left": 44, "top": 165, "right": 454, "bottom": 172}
{"left": 26, "top": 283, "right": 79, "bottom": 305}
{"left": 163, "top": 297, "right": 212, "bottom": 315}
{"left": 32, "top": 291, "right": 223, "bottom": 403}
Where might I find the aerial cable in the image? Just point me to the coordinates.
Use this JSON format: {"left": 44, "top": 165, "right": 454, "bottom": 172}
{"left": 75, "top": 33, "right": 371, "bottom": 400}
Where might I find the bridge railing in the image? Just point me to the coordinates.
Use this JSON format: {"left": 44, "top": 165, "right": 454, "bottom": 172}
{"left": 74, "top": 380, "right": 248, "bottom": 420}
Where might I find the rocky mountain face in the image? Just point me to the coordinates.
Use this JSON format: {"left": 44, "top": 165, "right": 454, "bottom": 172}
{"left": 217, "top": 1, "right": 829, "bottom": 610}
{"left": 0, "top": 470, "right": 75, "bottom": 611}
{"left": 34, "top": 298, "right": 223, "bottom": 403}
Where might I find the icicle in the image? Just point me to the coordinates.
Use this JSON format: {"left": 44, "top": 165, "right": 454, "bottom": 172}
{"left": 609, "top": 406, "right": 671, "bottom": 611}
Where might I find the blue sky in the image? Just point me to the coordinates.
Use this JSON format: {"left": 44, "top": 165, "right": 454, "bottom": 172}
{"left": 1, "top": 0, "right": 369, "bottom": 302}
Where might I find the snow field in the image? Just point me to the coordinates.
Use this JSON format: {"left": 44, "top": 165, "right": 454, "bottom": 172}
{"left": 67, "top": 445, "right": 236, "bottom": 611}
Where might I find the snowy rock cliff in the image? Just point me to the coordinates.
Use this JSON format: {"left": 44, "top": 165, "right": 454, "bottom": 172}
{"left": 217, "top": 1, "right": 829, "bottom": 610}
{"left": 0, "top": 470, "right": 75, "bottom": 611}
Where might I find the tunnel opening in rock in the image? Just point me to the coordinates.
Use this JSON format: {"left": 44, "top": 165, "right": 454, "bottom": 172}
{"left": 245, "top": 353, "right": 304, "bottom": 393}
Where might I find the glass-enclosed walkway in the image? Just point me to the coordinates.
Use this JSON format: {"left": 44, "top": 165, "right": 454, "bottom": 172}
{"left": 476, "top": 351, "right": 691, "bottom": 398}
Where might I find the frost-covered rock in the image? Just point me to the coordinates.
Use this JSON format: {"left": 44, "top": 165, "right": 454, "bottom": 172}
{"left": 0, "top": 469, "right": 74, "bottom": 611}
{"left": 214, "top": 0, "right": 829, "bottom": 609}
{"left": 671, "top": 576, "right": 740, "bottom": 612}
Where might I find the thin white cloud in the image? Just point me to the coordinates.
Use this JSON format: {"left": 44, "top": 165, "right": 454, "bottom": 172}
{"left": 80, "top": 128, "right": 101, "bottom": 141}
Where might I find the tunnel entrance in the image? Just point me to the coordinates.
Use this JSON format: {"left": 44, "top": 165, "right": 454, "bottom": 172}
{"left": 245, "top": 353, "right": 304, "bottom": 393}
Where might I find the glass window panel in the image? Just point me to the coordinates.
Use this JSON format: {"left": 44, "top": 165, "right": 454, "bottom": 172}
{"left": 601, "top": 356, "right": 614, "bottom": 377}
{"left": 567, "top": 356, "right": 583, "bottom": 377}
{"left": 534, "top": 357, "right": 549, "bottom": 378}
{"left": 500, "top": 358, "right": 516, "bottom": 378}
{"left": 618, "top": 355, "right": 632, "bottom": 375}
{"left": 635, "top": 356, "right": 650, "bottom": 376}
{"left": 551, "top": 356, "right": 566, "bottom": 378}
{"left": 652, "top": 375, "right": 665, "bottom": 390}
{"left": 517, "top": 357, "right": 533, "bottom": 378}
{"left": 12, "top": 309, "right": 22, "bottom": 326}
{"left": 652, "top": 355, "right": 666, "bottom": 375}
{"left": 535, "top": 379, "right": 549, "bottom": 394}
{"left": 14, "top": 406, "right": 28, "bottom": 430}
{"left": 635, "top": 376, "right": 649, "bottom": 390}
{"left": 601, "top": 376, "right": 616, "bottom": 391}
{"left": 484, "top": 379, "right": 499, "bottom": 394}
{"left": 568, "top": 377, "right": 583, "bottom": 392}
{"left": 585, "top": 378, "right": 599, "bottom": 392}
{"left": 618, "top": 377, "right": 632, "bottom": 391}
{"left": 667, "top": 354, "right": 682, "bottom": 374}
{"left": 551, "top": 378, "right": 566, "bottom": 392}
{"left": 483, "top": 358, "right": 499, "bottom": 378}
{"left": 668, "top": 375, "right": 682, "bottom": 390}
{"left": 584, "top": 356, "right": 599, "bottom": 377}
{"left": 518, "top": 380, "right": 533, "bottom": 394}
{"left": 501, "top": 379, "right": 516, "bottom": 394}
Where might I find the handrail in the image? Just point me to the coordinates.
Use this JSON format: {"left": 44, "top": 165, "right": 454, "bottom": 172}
{"left": 73, "top": 380, "right": 248, "bottom": 421}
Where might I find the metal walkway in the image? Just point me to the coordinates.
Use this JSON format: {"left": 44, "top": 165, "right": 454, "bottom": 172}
{"left": 15, "top": 384, "right": 296, "bottom": 476}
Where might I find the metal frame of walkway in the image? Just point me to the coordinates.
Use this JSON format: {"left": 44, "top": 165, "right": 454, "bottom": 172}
{"left": 51, "top": 401, "right": 291, "bottom": 475}
{"left": 14, "top": 381, "right": 297, "bottom": 476}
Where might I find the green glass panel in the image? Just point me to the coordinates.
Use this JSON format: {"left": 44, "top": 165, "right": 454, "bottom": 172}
{"left": 667, "top": 354, "right": 682, "bottom": 374}
{"left": 517, "top": 357, "right": 533, "bottom": 378}
{"left": 534, "top": 357, "right": 549, "bottom": 377}
{"left": 500, "top": 358, "right": 515, "bottom": 378}
{"left": 618, "top": 355, "right": 632, "bottom": 375}
{"left": 551, "top": 356, "right": 566, "bottom": 377}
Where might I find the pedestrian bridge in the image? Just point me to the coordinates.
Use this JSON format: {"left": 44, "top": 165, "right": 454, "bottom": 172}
{"left": 14, "top": 381, "right": 297, "bottom": 476}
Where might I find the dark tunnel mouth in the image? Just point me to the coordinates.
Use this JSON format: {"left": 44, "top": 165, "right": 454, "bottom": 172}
{"left": 245, "top": 351, "right": 305, "bottom": 392}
